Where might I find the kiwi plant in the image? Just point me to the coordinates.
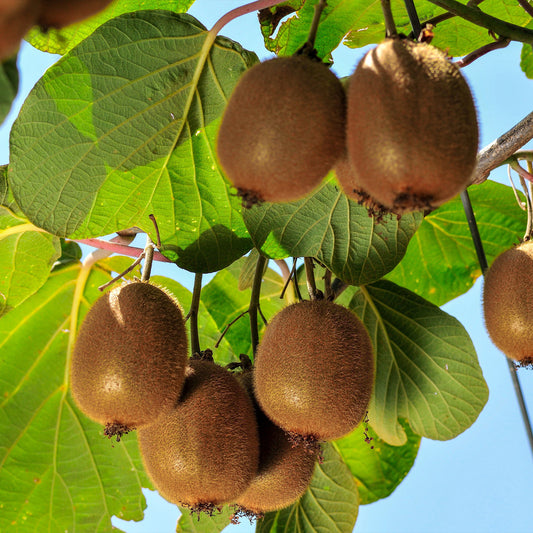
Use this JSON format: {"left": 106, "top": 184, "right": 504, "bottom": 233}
{"left": 345, "top": 37, "right": 479, "bottom": 214}
{"left": 138, "top": 355, "right": 259, "bottom": 512}
{"left": 234, "top": 370, "right": 317, "bottom": 516}
{"left": 253, "top": 299, "right": 375, "bottom": 444}
{"left": 216, "top": 54, "right": 346, "bottom": 205}
{"left": 483, "top": 241, "right": 533, "bottom": 365}
{"left": 37, "top": 0, "right": 113, "bottom": 29}
{"left": 70, "top": 280, "right": 188, "bottom": 439}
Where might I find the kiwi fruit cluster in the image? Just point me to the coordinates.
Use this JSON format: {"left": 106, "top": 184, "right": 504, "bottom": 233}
{"left": 483, "top": 241, "right": 533, "bottom": 365}
{"left": 217, "top": 36, "right": 478, "bottom": 214}
{"left": 0, "top": 0, "right": 113, "bottom": 60}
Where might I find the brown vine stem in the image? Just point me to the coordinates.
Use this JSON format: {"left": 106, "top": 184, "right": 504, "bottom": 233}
{"left": 304, "top": 257, "right": 320, "bottom": 300}
{"left": 302, "top": 0, "right": 328, "bottom": 51}
{"left": 517, "top": 0, "right": 533, "bottom": 18}
{"left": 250, "top": 254, "right": 268, "bottom": 354}
{"left": 470, "top": 111, "right": 533, "bottom": 185}
{"left": 140, "top": 235, "right": 155, "bottom": 282}
{"left": 75, "top": 238, "right": 172, "bottom": 263}
{"left": 455, "top": 37, "right": 510, "bottom": 68}
{"left": 188, "top": 273, "right": 203, "bottom": 355}
{"left": 381, "top": 0, "right": 398, "bottom": 37}
{"left": 425, "top": 0, "right": 533, "bottom": 43}
{"left": 210, "top": 0, "right": 286, "bottom": 36}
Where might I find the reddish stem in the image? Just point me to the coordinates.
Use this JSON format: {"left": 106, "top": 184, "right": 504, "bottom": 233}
{"left": 76, "top": 238, "right": 172, "bottom": 263}
{"left": 210, "top": 0, "right": 283, "bottom": 34}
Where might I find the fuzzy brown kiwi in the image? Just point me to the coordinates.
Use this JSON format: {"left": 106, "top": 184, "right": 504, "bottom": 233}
{"left": 233, "top": 371, "right": 317, "bottom": 516}
{"left": 0, "top": 0, "right": 41, "bottom": 60}
{"left": 483, "top": 241, "right": 533, "bottom": 365}
{"left": 253, "top": 300, "right": 375, "bottom": 442}
{"left": 70, "top": 280, "right": 188, "bottom": 439}
{"left": 346, "top": 37, "right": 478, "bottom": 214}
{"left": 37, "top": 0, "right": 113, "bottom": 29}
{"left": 217, "top": 55, "right": 346, "bottom": 205}
{"left": 138, "top": 358, "right": 259, "bottom": 512}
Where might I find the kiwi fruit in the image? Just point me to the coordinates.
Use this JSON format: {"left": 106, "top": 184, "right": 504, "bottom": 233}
{"left": 70, "top": 280, "right": 188, "bottom": 439}
{"left": 346, "top": 37, "right": 478, "bottom": 213}
{"left": 483, "top": 241, "right": 533, "bottom": 364}
{"left": 0, "top": 0, "right": 41, "bottom": 60}
{"left": 253, "top": 300, "right": 374, "bottom": 442}
{"left": 138, "top": 357, "right": 259, "bottom": 511}
{"left": 217, "top": 55, "right": 346, "bottom": 205}
{"left": 234, "top": 371, "right": 316, "bottom": 515}
{"left": 37, "top": 0, "right": 113, "bottom": 29}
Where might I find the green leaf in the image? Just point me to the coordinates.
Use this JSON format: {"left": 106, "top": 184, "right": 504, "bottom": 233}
{"left": 0, "top": 264, "right": 150, "bottom": 532}
{"left": 0, "top": 55, "right": 18, "bottom": 124}
{"left": 341, "top": 0, "right": 532, "bottom": 57}
{"left": 201, "top": 258, "right": 287, "bottom": 359}
{"left": 0, "top": 206, "right": 61, "bottom": 316}
{"left": 257, "top": 443, "right": 359, "bottom": 533}
{"left": 338, "top": 280, "right": 489, "bottom": 445}
{"left": 521, "top": 41, "right": 533, "bottom": 78}
{"left": 26, "top": 0, "right": 196, "bottom": 55}
{"left": 244, "top": 180, "right": 422, "bottom": 286}
{"left": 10, "top": 11, "right": 257, "bottom": 273}
{"left": 386, "top": 182, "right": 527, "bottom": 306}
{"left": 334, "top": 419, "right": 420, "bottom": 505}
{"left": 149, "top": 275, "right": 236, "bottom": 366}
{"left": 54, "top": 239, "right": 83, "bottom": 267}
{"left": 0, "top": 166, "right": 22, "bottom": 214}
{"left": 176, "top": 505, "right": 234, "bottom": 532}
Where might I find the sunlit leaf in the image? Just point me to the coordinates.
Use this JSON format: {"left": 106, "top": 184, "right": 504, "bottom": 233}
{"left": 0, "top": 206, "right": 60, "bottom": 316}
{"left": 244, "top": 180, "right": 422, "bottom": 286}
{"left": 257, "top": 443, "right": 359, "bottom": 533}
{"left": 10, "top": 11, "right": 257, "bottom": 273}
{"left": 26, "top": 0, "right": 196, "bottom": 55}
{"left": 386, "top": 182, "right": 526, "bottom": 306}
{"left": 334, "top": 419, "right": 420, "bottom": 505}
{"left": 0, "top": 264, "right": 151, "bottom": 532}
{"left": 338, "top": 280, "right": 489, "bottom": 445}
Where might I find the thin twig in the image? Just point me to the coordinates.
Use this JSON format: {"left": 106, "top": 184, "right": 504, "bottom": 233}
{"left": 75, "top": 238, "right": 172, "bottom": 262}
{"left": 140, "top": 235, "right": 155, "bottom": 282}
{"left": 455, "top": 37, "right": 510, "bottom": 68}
{"left": 518, "top": 174, "right": 533, "bottom": 241}
{"left": 425, "top": 0, "right": 533, "bottom": 43}
{"left": 421, "top": 0, "right": 485, "bottom": 29}
{"left": 210, "top": 0, "right": 284, "bottom": 35}
{"left": 304, "top": 257, "right": 319, "bottom": 300}
{"left": 215, "top": 310, "right": 249, "bottom": 348}
{"left": 188, "top": 274, "right": 203, "bottom": 355}
{"left": 510, "top": 161, "right": 533, "bottom": 184}
{"left": 250, "top": 255, "right": 268, "bottom": 354}
{"left": 148, "top": 214, "right": 162, "bottom": 248}
{"left": 471, "top": 111, "right": 533, "bottom": 184}
{"left": 97, "top": 253, "right": 144, "bottom": 292}
{"left": 306, "top": 0, "right": 328, "bottom": 49}
{"left": 381, "top": 0, "right": 398, "bottom": 37}
{"left": 517, "top": 0, "right": 533, "bottom": 18}
{"left": 403, "top": 0, "right": 421, "bottom": 37}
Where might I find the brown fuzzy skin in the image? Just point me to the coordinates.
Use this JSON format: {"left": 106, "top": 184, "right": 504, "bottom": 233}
{"left": 483, "top": 241, "right": 533, "bottom": 363}
{"left": 138, "top": 360, "right": 259, "bottom": 507}
{"left": 217, "top": 55, "right": 346, "bottom": 204}
{"left": 346, "top": 38, "right": 478, "bottom": 213}
{"left": 235, "top": 372, "right": 316, "bottom": 514}
{"left": 37, "top": 0, "right": 112, "bottom": 29}
{"left": 70, "top": 281, "right": 188, "bottom": 430}
{"left": 253, "top": 300, "right": 375, "bottom": 441}
{"left": 0, "top": 0, "right": 41, "bottom": 60}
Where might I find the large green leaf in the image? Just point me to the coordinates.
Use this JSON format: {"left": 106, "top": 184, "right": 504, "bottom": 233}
{"left": 0, "top": 55, "right": 18, "bottom": 125}
{"left": 257, "top": 443, "right": 359, "bottom": 533}
{"left": 0, "top": 206, "right": 61, "bottom": 317}
{"left": 244, "top": 180, "right": 422, "bottom": 286}
{"left": 9, "top": 11, "right": 257, "bottom": 273}
{"left": 338, "top": 280, "right": 489, "bottom": 446}
{"left": 201, "top": 258, "right": 287, "bottom": 359}
{"left": 26, "top": 0, "right": 196, "bottom": 55}
{"left": 0, "top": 264, "right": 151, "bottom": 532}
{"left": 386, "top": 182, "right": 527, "bottom": 306}
{"left": 334, "top": 419, "right": 420, "bottom": 505}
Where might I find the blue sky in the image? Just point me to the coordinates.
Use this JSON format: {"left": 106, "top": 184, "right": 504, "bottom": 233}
{"left": 1, "top": 1, "right": 532, "bottom": 533}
